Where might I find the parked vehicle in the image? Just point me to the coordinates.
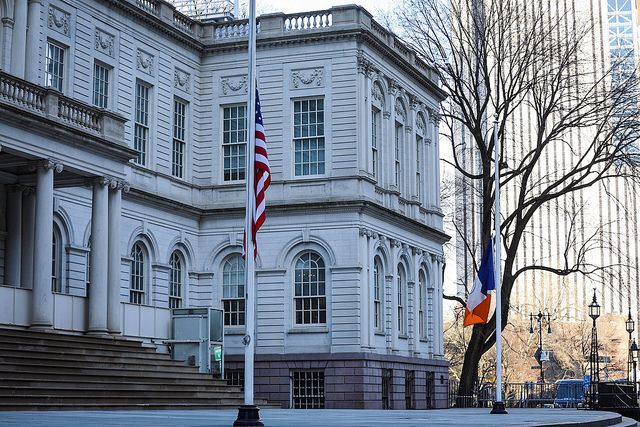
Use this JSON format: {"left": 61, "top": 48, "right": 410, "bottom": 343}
{"left": 554, "top": 379, "right": 585, "bottom": 408}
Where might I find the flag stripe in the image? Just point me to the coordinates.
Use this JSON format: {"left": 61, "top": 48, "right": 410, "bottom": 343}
{"left": 243, "top": 88, "right": 270, "bottom": 259}
{"left": 463, "top": 242, "right": 495, "bottom": 327}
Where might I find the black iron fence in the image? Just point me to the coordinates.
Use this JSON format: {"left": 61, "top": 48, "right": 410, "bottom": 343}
{"left": 449, "top": 380, "right": 587, "bottom": 408}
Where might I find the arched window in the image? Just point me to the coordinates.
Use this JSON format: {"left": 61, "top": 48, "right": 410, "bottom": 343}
{"left": 373, "top": 258, "right": 383, "bottom": 331}
{"left": 169, "top": 251, "right": 184, "bottom": 309}
{"left": 294, "top": 252, "right": 326, "bottom": 325}
{"left": 223, "top": 254, "right": 245, "bottom": 326}
{"left": 130, "top": 243, "right": 145, "bottom": 304}
{"left": 397, "top": 264, "right": 406, "bottom": 334}
{"left": 419, "top": 270, "right": 426, "bottom": 338}
{"left": 371, "top": 107, "right": 380, "bottom": 179}
{"left": 51, "top": 224, "right": 62, "bottom": 293}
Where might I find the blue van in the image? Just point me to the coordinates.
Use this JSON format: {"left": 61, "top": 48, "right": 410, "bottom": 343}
{"left": 554, "top": 379, "right": 585, "bottom": 408}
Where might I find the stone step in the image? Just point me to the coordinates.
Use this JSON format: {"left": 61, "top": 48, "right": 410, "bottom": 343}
{"left": 0, "top": 353, "right": 202, "bottom": 373}
{"left": 0, "top": 328, "right": 149, "bottom": 350}
{"left": 0, "top": 341, "right": 172, "bottom": 361}
{"left": 0, "top": 386, "right": 243, "bottom": 399}
{"left": 0, "top": 364, "right": 217, "bottom": 381}
{"left": 0, "top": 369, "right": 226, "bottom": 385}
{"left": 0, "top": 334, "right": 160, "bottom": 355}
{"left": 0, "top": 378, "right": 236, "bottom": 391}
{"left": 0, "top": 402, "right": 274, "bottom": 411}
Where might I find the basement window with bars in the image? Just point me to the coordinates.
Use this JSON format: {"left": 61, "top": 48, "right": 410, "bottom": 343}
{"left": 291, "top": 370, "right": 324, "bottom": 409}
{"left": 225, "top": 369, "right": 244, "bottom": 389}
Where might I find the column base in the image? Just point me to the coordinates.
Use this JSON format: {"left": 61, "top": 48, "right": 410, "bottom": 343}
{"left": 233, "top": 405, "right": 263, "bottom": 426}
{"left": 86, "top": 329, "right": 110, "bottom": 336}
{"left": 491, "top": 401, "right": 508, "bottom": 414}
{"left": 28, "top": 324, "right": 53, "bottom": 331}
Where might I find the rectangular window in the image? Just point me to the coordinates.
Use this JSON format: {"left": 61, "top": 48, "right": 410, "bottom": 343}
{"left": 416, "top": 136, "right": 422, "bottom": 201}
{"left": 371, "top": 109, "right": 379, "bottom": 178}
{"left": 374, "top": 263, "right": 382, "bottom": 331}
{"left": 45, "top": 41, "right": 65, "bottom": 92}
{"left": 134, "top": 82, "right": 150, "bottom": 166}
{"left": 93, "top": 63, "right": 109, "bottom": 108}
{"left": 395, "top": 124, "right": 402, "bottom": 188}
{"left": 173, "top": 99, "right": 187, "bottom": 178}
{"left": 223, "top": 105, "right": 247, "bottom": 181}
{"left": 294, "top": 98, "right": 325, "bottom": 176}
{"left": 397, "top": 275, "right": 405, "bottom": 334}
{"left": 292, "top": 370, "right": 325, "bottom": 409}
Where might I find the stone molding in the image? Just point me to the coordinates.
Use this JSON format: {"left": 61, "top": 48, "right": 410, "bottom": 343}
{"left": 136, "top": 49, "right": 155, "bottom": 76}
{"left": 291, "top": 68, "right": 323, "bottom": 89}
{"left": 48, "top": 5, "right": 70, "bottom": 37}
{"left": 220, "top": 75, "right": 247, "bottom": 95}
{"left": 95, "top": 29, "right": 115, "bottom": 57}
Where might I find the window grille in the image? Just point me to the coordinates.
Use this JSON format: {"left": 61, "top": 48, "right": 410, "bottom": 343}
{"left": 373, "top": 259, "right": 383, "bottom": 331}
{"left": 93, "top": 63, "right": 109, "bottom": 108}
{"left": 291, "top": 370, "right": 324, "bottom": 409}
{"left": 223, "top": 254, "right": 245, "bottom": 326}
{"left": 169, "top": 252, "right": 183, "bottom": 309}
{"left": 223, "top": 106, "right": 247, "bottom": 181}
{"left": 45, "top": 42, "right": 64, "bottom": 91}
{"left": 134, "top": 82, "right": 150, "bottom": 165}
{"left": 130, "top": 243, "right": 145, "bottom": 304}
{"left": 294, "top": 252, "right": 326, "bottom": 324}
{"left": 173, "top": 99, "right": 187, "bottom": 178}
{"left": 294, "top": 99, "right": 325, "bottom": 176}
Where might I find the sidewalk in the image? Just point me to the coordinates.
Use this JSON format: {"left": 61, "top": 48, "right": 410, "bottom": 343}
{"left": 0, "top": 408, "right": 636, "bottom": 427}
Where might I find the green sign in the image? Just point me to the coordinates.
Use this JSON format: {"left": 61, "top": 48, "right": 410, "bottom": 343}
{"left": 214, "top": 346, "right": 222, "bottom": 362}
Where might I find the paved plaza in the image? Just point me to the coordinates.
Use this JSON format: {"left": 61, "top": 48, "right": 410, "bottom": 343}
{"left": 0, "top": 408, "right": 636, "bottom": 427}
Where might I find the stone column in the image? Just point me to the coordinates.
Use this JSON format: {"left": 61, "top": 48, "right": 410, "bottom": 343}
{"left": 21, "top": 187, "right": 35, "bottom": 289}
{"left": 11, "top": 0, "right": 27, "bottom": 79}
{"left": 357, "top": 56, "right": 368, "bottom": 173}
{"left": 359, "top": 227, "right": 369, "bottom": 348}
{"left": 25, "top": 0, "right": 42, "bottom": 83}
{"left": 5, "top": 185, "right": 23, "bottom": 286}
{"left": 107, "top": 179, "right": 125, "bottom": 334}
{"left": 389, "top": 238, "right": 399, "bottom": 352}
{"left": 1, "top": 18, "right": 14, "bottom": 71}
{"left": 88, "top": 177, "right": 109, "bottom": 334}
{"left": 31, "top": 159, "right": 61, "bottom": 328}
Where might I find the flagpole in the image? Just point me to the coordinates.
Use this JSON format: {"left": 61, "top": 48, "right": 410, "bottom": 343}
{"left": 491, "top": 115, "right": 507, "bottom": 414}
{"left": 234, "top": 0, "right": 262, "bottom": 424}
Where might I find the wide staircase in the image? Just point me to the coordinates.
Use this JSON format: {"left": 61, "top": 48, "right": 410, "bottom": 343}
{"left": 0, "top": 327, "right": 270, "bottom": 411}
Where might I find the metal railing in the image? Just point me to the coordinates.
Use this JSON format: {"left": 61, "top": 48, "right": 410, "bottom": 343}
{"left": 449, "top": 381, "right": 586, "bottom": 408}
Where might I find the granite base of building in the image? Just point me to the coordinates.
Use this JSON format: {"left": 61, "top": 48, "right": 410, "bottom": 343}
{"left": 225, "top": 352, "right": 449, "bottom": 410}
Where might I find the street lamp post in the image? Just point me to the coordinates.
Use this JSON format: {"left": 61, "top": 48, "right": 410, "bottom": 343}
{"left": 588, "top": 289, "right": 601, "bottom": 409}
{"left": 530, "top": 310, "right": 552, "bottom": 383}
{"left": 626, "top": 310, "right": 635, "bottom": 382}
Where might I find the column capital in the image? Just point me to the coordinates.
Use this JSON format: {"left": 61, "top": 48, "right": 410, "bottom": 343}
{"left": 35, "top": 159, "right": 63, "bottom": 173}
{"left": 2, "top": 17, "right": 14, "bottom": 28}
{"left": 28, "top": 0, "right": 44, "bottom": 4}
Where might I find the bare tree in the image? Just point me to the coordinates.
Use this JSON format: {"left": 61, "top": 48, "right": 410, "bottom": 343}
{"left": 398, "top": 0, "right": 640, "bottom": 403}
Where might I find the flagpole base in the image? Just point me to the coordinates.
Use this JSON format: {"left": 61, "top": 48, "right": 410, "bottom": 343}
{"left": 490, "top": 401, "right": 508, "bottom": 414}
{"left": 233, "top": 405, "right": 264, "bottom": 426}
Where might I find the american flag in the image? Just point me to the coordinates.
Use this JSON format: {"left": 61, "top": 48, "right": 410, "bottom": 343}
{"left": 244, "top": 89, "right": 270, "bottom": 258}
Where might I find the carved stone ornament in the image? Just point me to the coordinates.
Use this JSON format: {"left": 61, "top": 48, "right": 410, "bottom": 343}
{"left": 220, "top": 75, "right": 247, "bottom": 96}
{"left": 95, "top": 29, "right": 114, "bottom": 57}
{"left": 417, "top": 117, "right": 426, "bottom": 134}
{"left": 48, "top": 6, "right": 70, "bottom": 36}
{"left": 395, "top": 98, "right": 406, "bottom": 121}
{"left": 174, "top": 68, "right": 190, "bottom": 93}
{"left": 136, "top": 49, "right": 154, "bottom": 76}
{"left": 371, "top": 83, "right": 383, "bottom": 104}
{"left": 291, "top": 68, "right": 324, "bottom": 89}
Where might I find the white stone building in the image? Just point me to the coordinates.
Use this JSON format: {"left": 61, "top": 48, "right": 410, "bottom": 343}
{"left": 0, "top": 0, "right": 449, "bottom": 409}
